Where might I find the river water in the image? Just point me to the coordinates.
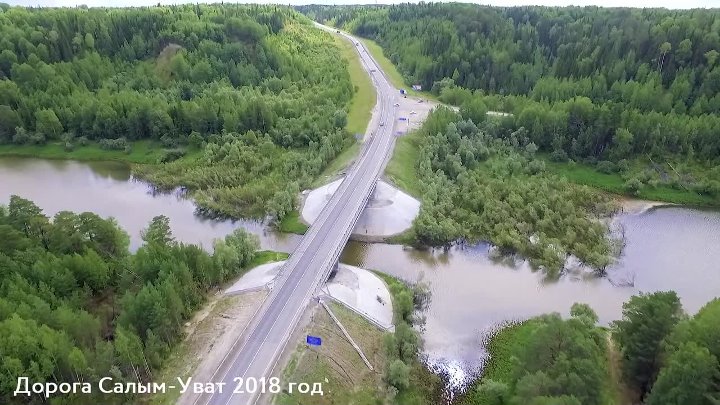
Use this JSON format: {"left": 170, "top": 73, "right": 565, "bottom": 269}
{"left": 2, "top": 158, "right": 719, "bottom": 389}
{"left": 0, "top": 158, "right": 300, "bottom": 252}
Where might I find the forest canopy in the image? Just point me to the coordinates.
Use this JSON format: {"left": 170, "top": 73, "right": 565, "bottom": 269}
{"left": 0, "top": 4, "right": 356, "bottom": 219}
{"left": 462, "top": 295, "right": 720, "bottom": 405}
{"left": 0, "top": 196, "right": 261, "bottom": 404}
{"left": 407, "top": 107, "right": 615, "bottom": 275}
{"left": 301, "top": 4, "right": 720, "bottom": 203}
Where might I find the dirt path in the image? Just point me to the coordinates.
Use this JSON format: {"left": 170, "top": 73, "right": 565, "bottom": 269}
{"left": 151, "top": 290, "right": 268, "bottom": 405}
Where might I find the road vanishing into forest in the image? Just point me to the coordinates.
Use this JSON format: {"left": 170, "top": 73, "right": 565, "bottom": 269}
{"left": 190, "top": 23, "right": 400, "bottom": 405}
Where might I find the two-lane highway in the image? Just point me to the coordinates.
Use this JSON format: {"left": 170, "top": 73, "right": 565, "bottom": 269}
{"left": 189, "top": 23, "right": 400, "bottom": 405}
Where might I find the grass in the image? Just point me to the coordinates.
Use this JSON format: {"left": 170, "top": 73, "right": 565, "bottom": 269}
{"left": 276, "top": 303, "right": 389, "bottom": 405}
{"left": 277, "top": 211, "right": 309, "bottom": 235}
{"left": 313, "top": 141, "right": 359, "bottom": 188}
{"left": 604, "top": 332, "right": 637, "bottom": 405}
{"left": 358, "top": 38, "right": 437, "bottom": 102}
{"left": 246, "top": 250, "right": 290, "bottom": 269}
{"left": 276, "top": 271, "right": 441, "bottom": 405}
{"left": 335, "top": 34, "right": 376, "bottom": 136}
{"left": 0, "top": 140, "right": 170, "bottom": 164}
{"left": 313, "top": 31, "right": 376, "bottom": 185}
{"left": 474, "top": 321, "right": 540, "bottom": 388}
{"left": 544, "top": 157, "right": 718, "bottom": 206}
{"left": 457, "top": 320, "right": 550, "bottom": 405}
{"left": 384, "top": 129, "right": 422, "bottom": 197}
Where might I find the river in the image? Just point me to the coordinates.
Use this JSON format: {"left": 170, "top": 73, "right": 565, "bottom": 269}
{"left": 2, "top": 157, "right": 719, "bottom": 389}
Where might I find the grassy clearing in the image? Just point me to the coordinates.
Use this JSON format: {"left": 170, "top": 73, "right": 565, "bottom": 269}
{"left": 277, "top": 211, "right": 309, "bottom": 235}
{"left": 335, "top": 34, "right": 375, "bottom": 136}
{"left": 358, "top": 38, "right": 437, "bottom": 101}
{"left": 276, "top": 303, "right": 388, "bottom": 405}
{"left": 276, "top": 272, "right": 440, "bottom": 405}
{"left": 544, "top": 158, "right": 718, "bottom": 206}
{"left": 313, "top": 141, "right": 359, "bottom": 188}
{"left": 385, "top": 130, "right": 422, "bottom": 197}
{"left": 472, "top": 321, "right": 540, "bottom": 390}
{"left": 246, "top": 250, "right": 290, "bottom": 269}
{"left": 0, "top": 140, "right": 173, "bottom": 164}
{"left": 314, "top": 32, "right": 375, "bottom": 184}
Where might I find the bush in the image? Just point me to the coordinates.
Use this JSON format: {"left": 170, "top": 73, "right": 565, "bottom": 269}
{"left": 75, "top": 136, "right": 89, "bottom": 146}
{"left": 596, "top": 160, "right": 617, "bottom": 174}
{"left": 550, "top": 149, "right": 568, "bottom": 162}
{"left": 159, "top": 149, "right": 186, "bottom": 163}
{"left": 160, "top": 134, "right": 178, "bottom": 148}
{"left": 387, "top": 359, "right": 410, "bottom": 390}
{"left": 617, "top": 159, "right": 630, "bottom": 172}
{"left": 99, "top": 137, "right": 129, "bottom": 151}
{"left": 625, "top": 177, "right": 643, "bottom": 195}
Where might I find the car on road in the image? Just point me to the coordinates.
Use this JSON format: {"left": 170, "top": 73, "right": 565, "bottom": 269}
{"left": 379, "top": 122, "right": 385, "bottom": 126}
{"left": 410, "top": 110, "right": 417, "bottom": 115}
{"left": 394, "top": 103, "right": 400, "bottom": 107}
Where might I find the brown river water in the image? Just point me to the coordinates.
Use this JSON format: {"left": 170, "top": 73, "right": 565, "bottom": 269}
{"left": 2, "top": 157, "right": 719, "bottom": 389}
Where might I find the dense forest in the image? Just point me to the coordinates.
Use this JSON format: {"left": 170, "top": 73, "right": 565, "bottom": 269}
{"left": 300, "top": 4, "right": 720, "bottom": 201}
{"left": 463, "top": 294, "right": 720, "bottom": 405}
{"left": 404, "top": 107, "right": 615, "bottom": 275}
{"left": 0, "top": 196, "right": 260, "bottom": 404}
{"left": 0, "top": 4, "right": 355, "bottom": 219}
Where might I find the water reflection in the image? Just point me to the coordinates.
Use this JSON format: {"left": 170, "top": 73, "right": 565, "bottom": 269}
{"left": 2, "top": 157, "right": 719, "bottom": 390}
{"left": 0, "top": 157, "right": 301, "bottom": 252}
{"left": 341, "top": 207, "right": 720, "bottom": 388}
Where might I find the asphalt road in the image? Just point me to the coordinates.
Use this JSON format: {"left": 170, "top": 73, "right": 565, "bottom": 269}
{"left": 190, "top": 24, "right": 400, "bottom": 405}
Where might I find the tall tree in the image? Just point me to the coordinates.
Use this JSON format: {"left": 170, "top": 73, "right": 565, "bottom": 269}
{"left": 612, "top": 291, "right": 684, "bottom": 396}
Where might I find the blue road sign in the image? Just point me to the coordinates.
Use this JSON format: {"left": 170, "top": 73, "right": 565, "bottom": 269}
{"left": 398, "top": 117, "right": 407, "bottom": 121}
{"left": 306, "top": 335, "right": 322, "bottom": 346}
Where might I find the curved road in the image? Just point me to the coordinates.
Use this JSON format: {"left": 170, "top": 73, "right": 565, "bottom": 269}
{"left": 190, "top": 24, "right": 400, "bottom": 405}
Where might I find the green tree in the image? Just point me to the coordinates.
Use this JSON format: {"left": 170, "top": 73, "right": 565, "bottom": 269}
{"left": 141, "top": 215, "right": 175, "bottom": 246}
{"left": 35, "top": 109, "right": 63, "bottom": 140}
{"left": 0, "top": 106, "right": 20, "bottom": 143}
{"left": 646, "top": 342, "right": 719, "bottom": 405}
{"left": 612, "top": 292, "right": 684, "bottom": 396}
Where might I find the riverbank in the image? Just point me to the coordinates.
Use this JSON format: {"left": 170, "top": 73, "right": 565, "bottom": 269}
{"left": 0, "top": 140, "right": 174, "bottom": 164}
{"left": 458, "top": 318, "right": 633, "bottom": 405}
{"left": 545, "top": 158, "right": 719, "bottom": 208}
